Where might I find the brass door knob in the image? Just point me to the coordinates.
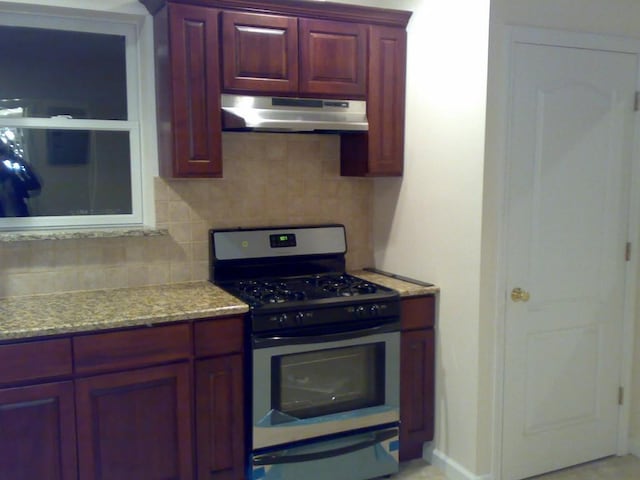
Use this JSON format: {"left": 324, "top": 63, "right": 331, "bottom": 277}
{"left": 511, "top": 287, "right": 530, "bottom": 302}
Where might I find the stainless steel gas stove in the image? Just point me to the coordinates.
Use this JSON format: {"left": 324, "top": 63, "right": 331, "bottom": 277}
{"left": 209, "top": 224, "right": 401, "bottom": 480}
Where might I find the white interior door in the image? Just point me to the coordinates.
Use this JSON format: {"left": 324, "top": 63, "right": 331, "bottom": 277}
{"left": 501, "top": 37, "right": 637, "bottom": 480}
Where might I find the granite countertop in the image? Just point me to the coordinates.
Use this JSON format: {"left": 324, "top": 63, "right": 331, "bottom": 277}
{"left": 0, "top": 282, "right": 248, "bottom": 341}
{"left": 0, "top": 271, "right": 438, "bottom": 342}
{"left": 353, "top": 270, "right": 439, "bottom": 297}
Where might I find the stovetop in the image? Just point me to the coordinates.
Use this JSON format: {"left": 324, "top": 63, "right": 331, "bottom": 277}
{"left": 217, "top": 273, "right": 397, "bottom": 310}
{"left": 210, "top": 225, "right": 401, "bottom": 333}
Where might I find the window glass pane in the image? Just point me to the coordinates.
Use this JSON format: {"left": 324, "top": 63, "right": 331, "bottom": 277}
{"left": 0, "top": 26, "right": 127, "bottom": 121}
{"left": 0, "top": 128, "right": 131, "bottom": 217}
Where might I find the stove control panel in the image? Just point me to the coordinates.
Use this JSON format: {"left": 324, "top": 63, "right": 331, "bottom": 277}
{"left": 254, "top": 301, "right": 400, "bottom": 333}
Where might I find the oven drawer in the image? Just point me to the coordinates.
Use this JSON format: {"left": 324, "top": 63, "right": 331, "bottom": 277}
{"left": 251, "top": 426, "right": 399, "bottom": 480}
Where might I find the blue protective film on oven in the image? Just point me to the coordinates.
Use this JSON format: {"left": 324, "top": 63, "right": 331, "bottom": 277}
{"left": 256, "top": 404, "right": 397, "bottom": 427}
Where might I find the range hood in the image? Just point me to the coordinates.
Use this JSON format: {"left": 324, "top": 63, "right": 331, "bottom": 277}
{"left": 221, "top": 94, "right": 368, "bottom": 132}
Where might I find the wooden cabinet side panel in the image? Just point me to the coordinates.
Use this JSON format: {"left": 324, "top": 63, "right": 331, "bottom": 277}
{"left": 366, "top": 25, "right": 407, "bottom": 176}
{"left": 400, "top": 329, "right": 435, "bottom": 461}
{"left": 222, "top": 11, "right": 298, "bottom": 94}
{"left": 196, "top": 355, "right": 245, "bottom": 480}
{"left": 168, "top": 4, "right": 222, "bottom": 177}
{"left": 299, "top": 18, "right": 367, "bottom": 97}
{"left": 0, "top": 382, "right": 77, "bottom": 480}
{"left": 76, "top": 363, "right": 193, "bottom": 480}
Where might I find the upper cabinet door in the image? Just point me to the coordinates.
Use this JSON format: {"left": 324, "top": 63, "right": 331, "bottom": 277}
{"left": 164, "top": 4, "right": 222, "bottom": 177}
{"left": 222, "top": 11, "right": 298, "bottom": 94}
{"left": 299, "top": 18, "right": 367, "bottom": 98}
{"left": 366, "top": 25, "right": 407, "bottom": 175}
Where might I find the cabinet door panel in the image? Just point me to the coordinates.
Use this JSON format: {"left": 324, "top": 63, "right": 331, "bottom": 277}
{"left": 164, "top": 4, "right": 222, "bottom": 177}
{"left": 222, "top": 11, "right": 298, "bottom": 93}
{"left": 341, "top": 25, "right": 406, "bottom": 176}
{"left": 76, "top": 363, "right": 193, "bottom": 480}
{"left": 196, "top": 355, "right": 244, "bottom": 480}
{"left": 299, "top": 18, "right": 367, "bottom": 97}
{"left": 400, "top": 329, "right": 435, "bottom": 461}
{"left": 0, "top": 382, "right": 77, "bottom": 480}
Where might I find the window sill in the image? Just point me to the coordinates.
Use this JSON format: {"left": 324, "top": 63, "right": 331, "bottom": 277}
{"left": 0, "top": 227, "right": 169, "bottom": 243}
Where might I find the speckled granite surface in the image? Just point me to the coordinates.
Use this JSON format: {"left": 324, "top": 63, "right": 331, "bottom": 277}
{"left": 0, "top": 282, "right": 248, "bottom": 341}
{"left": 0, "top": 271, "right": 437, "bottom": 342}
{"left": 353, "top": 270, "right": 439, "bottom": 297}
{"left": 0, "top": 227, "right": 168, "bottom": 243}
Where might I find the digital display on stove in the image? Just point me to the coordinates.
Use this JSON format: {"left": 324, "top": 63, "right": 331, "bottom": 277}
{"left": 270, "top": 233, "right": 297, "bottom": 248}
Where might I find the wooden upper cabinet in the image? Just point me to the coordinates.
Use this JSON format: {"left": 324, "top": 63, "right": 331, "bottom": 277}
{"left": 221, "top": 13, "right": 366, "bottom": 98}
{"left": 222, "top": 11, "right": 298, "bottom": 93}
{"left": 155, "top": 3, "right": 222, "bottom": 177}
{"left": 341, "top": 25, "right": 407, "bottom": 176}
{"left": 299, "top": 18, "right": 367, "bottom": 97}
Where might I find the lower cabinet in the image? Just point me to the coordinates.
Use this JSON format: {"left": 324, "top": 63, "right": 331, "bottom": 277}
{"left": 75, "top": 363, "right": 193, "bottom": 480}
{"left": 195, "top": 355, "right": 245, "bottom": 480}
{"left": 0, "top": 381, "right": 77, "bottom": 480}
{"left": 0, "top": 316, "right": 246, "bottom": 480}
{"left": 399, "top": 295, "right": 436, "bottom": 461}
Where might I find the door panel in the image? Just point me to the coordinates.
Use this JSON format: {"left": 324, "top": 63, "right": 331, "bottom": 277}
{"left": 76, "top": 363, "right": 193, "bottom": 480}
{"left": 0, "top": 382, "right": 77, "bottom": 480}
{"left": 502, "top": 40, "right": 637, "bottom": 480}
{"left": 221, "top": 11, "right": 298, "bottom": 93}
{"left": 299, "top": 18, "right": 366, "bottom": 97}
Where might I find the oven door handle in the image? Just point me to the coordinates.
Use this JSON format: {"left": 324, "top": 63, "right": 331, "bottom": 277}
{"left": 252, "top": 428, "right": 398, "bottom": 466}
{"left": 252, "top": 320, "right": 399, "bottom": 347}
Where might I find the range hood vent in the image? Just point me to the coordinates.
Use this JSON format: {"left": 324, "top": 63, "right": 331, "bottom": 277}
{"left": 221, "top": 94, "right": 368, "bottom": 132}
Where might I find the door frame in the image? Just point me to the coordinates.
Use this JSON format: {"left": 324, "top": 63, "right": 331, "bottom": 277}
{"left": 491, "top": 26, "right": 640, "bottom": 479}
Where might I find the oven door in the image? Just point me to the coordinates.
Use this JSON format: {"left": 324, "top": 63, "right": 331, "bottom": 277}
{"left": 252, "top": 321, "right": 400, "bottom": 450}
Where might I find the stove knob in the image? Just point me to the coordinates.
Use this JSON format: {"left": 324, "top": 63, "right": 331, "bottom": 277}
{"left": 277, "top": 313, "right": 288, "bottom": 327}
{"left": 369, "top": 304, "right": 380, "bottom": 317}
{"left": 295, "top": 312, "right": 305, "bottom": 326}
{"left": 355, "top": 306, "right": 367, "bottom": 318}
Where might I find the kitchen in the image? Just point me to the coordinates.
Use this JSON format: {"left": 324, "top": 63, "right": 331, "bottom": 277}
{"left": 1, "top": 0, "right": 640, "bottom": 480}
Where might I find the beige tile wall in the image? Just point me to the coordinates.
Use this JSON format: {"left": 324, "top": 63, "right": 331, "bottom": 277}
{"left": 0, "top": 133, "right": 374, "bottom": 298}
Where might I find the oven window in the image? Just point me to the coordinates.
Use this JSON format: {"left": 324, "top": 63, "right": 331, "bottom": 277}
{"left": 272, "top": 343, "right": 385, "bottom": 419}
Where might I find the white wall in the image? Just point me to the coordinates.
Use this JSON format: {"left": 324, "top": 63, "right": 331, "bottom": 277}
{"left": 368, "top": 0, "right": 492, "bottom": 476}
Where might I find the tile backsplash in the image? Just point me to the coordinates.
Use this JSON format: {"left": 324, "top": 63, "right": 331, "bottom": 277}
{"left": 0, "top": 133, "right": 374, "bottom": 298}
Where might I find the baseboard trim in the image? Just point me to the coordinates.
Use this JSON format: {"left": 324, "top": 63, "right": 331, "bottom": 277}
{"left": 629, "top": 436, "right": 640, "bottom": 459}
{"left": 426, "top": 448, "right": 493, "bottom": 480}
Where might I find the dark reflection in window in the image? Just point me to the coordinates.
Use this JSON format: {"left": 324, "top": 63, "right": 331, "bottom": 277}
{"left": 0, "top": 128, "right": 132, "bottom": 218}
{"left": 0, "top": 132, "right": 41, "bottom": 217}
{"left": 0, "top": 25, "right": 127, "bottom": 120}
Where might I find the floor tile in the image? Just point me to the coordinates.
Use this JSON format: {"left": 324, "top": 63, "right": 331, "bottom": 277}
{"left": 390, "top": 455, "right": 640, "bottom": 479}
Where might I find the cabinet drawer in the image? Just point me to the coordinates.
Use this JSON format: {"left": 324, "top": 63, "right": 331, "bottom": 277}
{"left": 74, "top": 324, "right": 191, "bottom": 375}
{"left": 401, "top": 296, "right": 435, "bottom": 331}
{"left": 0, "top": 338, "right": 72, "bottom": 385}
{"left": 194, "top": 316, "right": 244, "bottom": 358}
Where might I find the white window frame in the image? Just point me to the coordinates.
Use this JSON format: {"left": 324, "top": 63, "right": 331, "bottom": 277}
{"left": 0, "top": 10, "right": 144, "bottom": 231}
